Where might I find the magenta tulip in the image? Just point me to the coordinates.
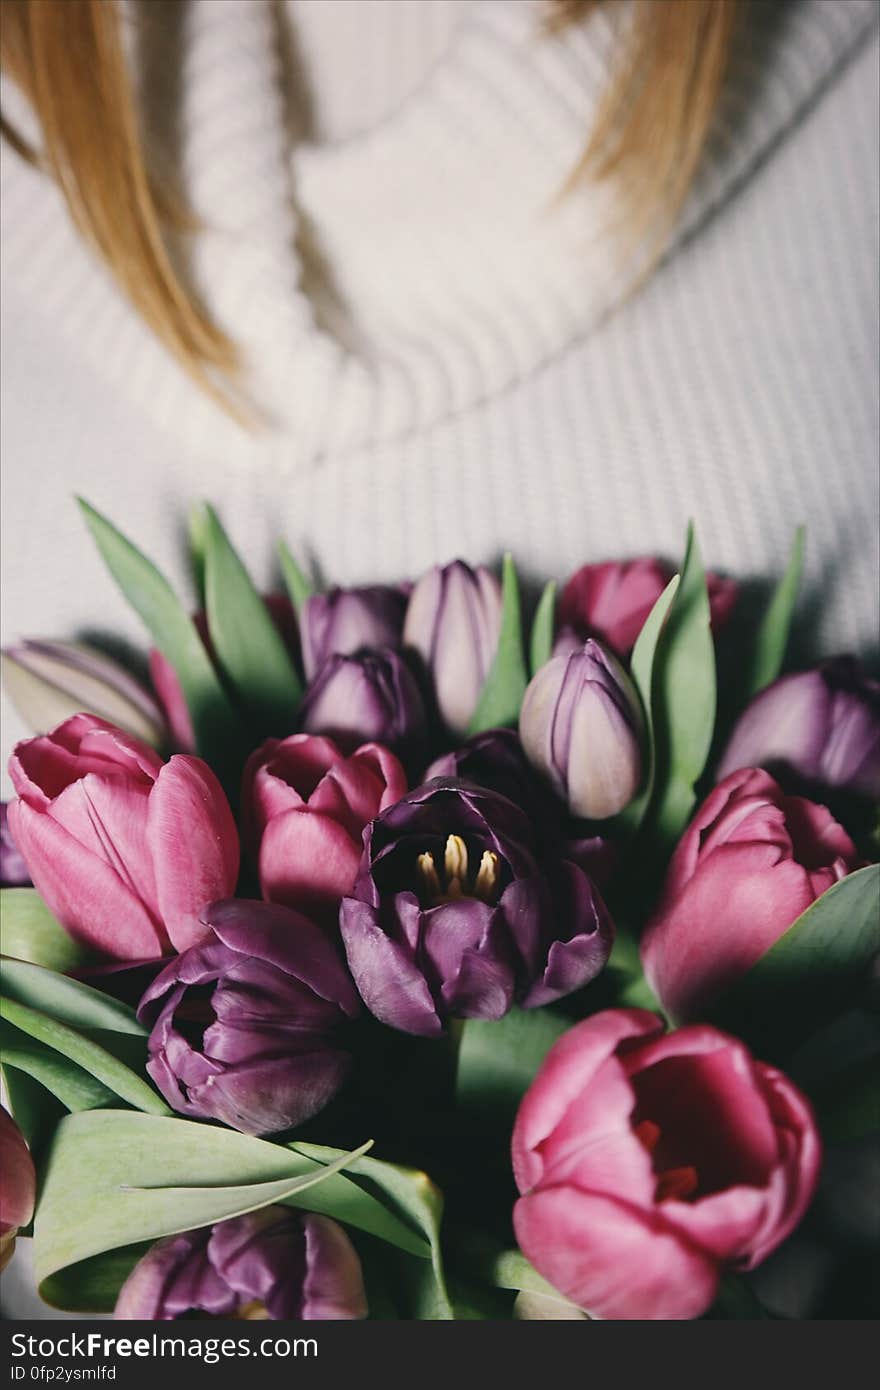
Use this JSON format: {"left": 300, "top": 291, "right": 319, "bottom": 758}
{"left": 641, "top": 768, "right": 861, "bottom": 1021}
{"left": 7, "top": 714, "right": 239, "bottom": 959}
{"left": 243, "top": 734, "right": 407, "bottom": 920}
{"left": 0, "top": 1107, "right": 36, "bottom": 1273}
{"left": 557, "top": 557, "right": 738, "bottom": 660}
{"left": 512, "top": 1010, "right": 820, "bottom": 1320}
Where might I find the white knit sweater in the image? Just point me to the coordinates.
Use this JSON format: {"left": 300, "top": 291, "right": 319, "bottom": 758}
{"left": 1, "top": 0, "right": 879, "bottom": 784}
{"left": 1, "top": 0, "right": 879, "bottom": 1317}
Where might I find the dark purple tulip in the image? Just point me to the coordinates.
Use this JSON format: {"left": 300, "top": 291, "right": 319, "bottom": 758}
{"left": 300, "top": 586, "right": 407, "bottom": 682}
{"left": 718, "top": 658, "right": 880, "bottom": 799}
{"left": 115, "top": 1208, "right": 367, "bottom": 1320}
{"left": 519, "top": 640, "right": 643, "bottom": 820}
{"left": 0, "top": 802, "right": 30, "bottom": 887}
{"left": 300, "top": 649, "right": 427, "bottom": 757}
{"left": 339, "top": 779, "right": 614, "bottom": 1036}
{"left": 139, "top": 900, "right": 360, "bottom": 1135}
{"left": 403, "top": 561, "right": 502, "bottom": 736}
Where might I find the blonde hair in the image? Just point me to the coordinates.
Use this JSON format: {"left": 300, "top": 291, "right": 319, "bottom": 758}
{"left": 1, "top": 0, "right": 741, "bottom": 404}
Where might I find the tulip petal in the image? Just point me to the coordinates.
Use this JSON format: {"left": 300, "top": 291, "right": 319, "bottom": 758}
{"left": 340, "top": 899, "right": 443, "bottom": 1036}
{"left": 259, "top": 810, "right": 362, "bottom": 917}
{"left": 149, "top": 756, "right": 239, "bottom": 952}
{"left": 189, "top": 1049, "right": 352, "bottom": 1136}
{"left": 514, "top": 1185, "right": 719, "bottom": 1320}
{"left": 7, "top": 799, "right": 168, "bottom": 958}
{"left": 300, "top": 1215, "right": 368, "bottom": 1320}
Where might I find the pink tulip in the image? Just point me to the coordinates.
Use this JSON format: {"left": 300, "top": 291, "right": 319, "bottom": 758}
{"left": 8, "top": 714, "right": 239, "bottom": 959}
{"left": 641, "top": 768, "right": 860, "bottom": 1022}
{"left": 512, "top": 1009, "right": 820, "bottom": 1320}
{"left": 243, "top": 733, "right": 407, "bottom": 920}
{"left": 557, "top": 557, "right": 738, "bottom": 660}
{"left": 0, "top": 1107, "right": 36, "bottom": 1272}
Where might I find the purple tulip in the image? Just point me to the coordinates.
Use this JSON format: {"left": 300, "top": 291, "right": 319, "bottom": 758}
{"left": 300, "top": 649, "right": 427, "bottom": 758}
{"left": 2, "top": 638, "right": 166, "bottom": 747}
{"left": 115, "top": 1208, "right": 367, "bottom": 1320}
{"left": 339, "top": 779, "right": 614, "bottom": 1036}
{"left": 139, "top": 900, "right": 360, "bottom": 1135}
{"left": 300, "top": 586, "right": 407, "bottom": 682}
{"left": 403, "top": 561, "right": 502, "bottom": 736}
{"left": 0, "top": 802, "right": 30, "bottom": 887}
{"left": 519, "top": 640, "right": 643, "bottom": 820}
{"left": 717, "top": 658, "right": 880, "bottom": 799}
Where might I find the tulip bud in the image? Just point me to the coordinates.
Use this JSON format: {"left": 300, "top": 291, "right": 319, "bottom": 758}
{"left": 403, "top": 561, "right": 502, "bottom": 736}
{"left": 300, "top": 586, "right": 407, "bottom": 681}
{"left": 0, "top": 1108, "right": 36, "bottom": 1273}
{"left": 115, "top": 1208, "right": 367, "bottom": 1320}
{"left": 0, "top": 802, "right": 30, "bottom": 887}
{"left": 557, "top": 558, "right": 738, "bottom": 660}
{"left": 300, "top": 650, "right": 427, "bottom": 758}
{"left": 519, "top": 640, "right": 643, "bottom": 820}
{"left": 717, "top": 658, "right": 880, "bottom": 799}
{"left": 139, "top": 899, "right": 361, "bottom": 1135}
{"left": 2, "top": 639, "right": 166, "bottom": 747}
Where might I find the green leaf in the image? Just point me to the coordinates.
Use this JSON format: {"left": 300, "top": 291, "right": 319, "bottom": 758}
{"left": 32, "top": 1111, "right": 436, "bottom": 1293}
{"left": 40, "top": 1243, "right": 152, "bottom": 1315}
{"left": 456, "top": 1006, "right": 569, "bottom": 1120}
{"left": 0, "top": 889, "right": 93, "bottom": 973}
{"left": 278, "top": 539, "right": 315, "bottom": 611}
{"left": 649, "top": 524, "right": 716, "bottom": 849}
{"left": 0, "top": 1064, "right": 65, "bottom": 1155}
{"left": 292, "top": 1141, "right": 451, "bottom": 1318}
{"left": 203, "top": 506, "right": 302, "bottom": 734}
{"left": 711, "top": 865, "right": 880, "bottom": 1054}
{"left": 77, "top": 499, "right": 238, "bottom": 766}
{"left": 0, "top": 958, "right": 146, "bottom": 1036}
{"left": 188, "top": 502, "right": 210, "bottom": 604}
{"left": 614, "top": 574, "right": 681, "bottom": 834}
{"left": 743, "top": 525, "right": 805, "bottom": 698}
{"left": 529, "top": 581, "right": 556, "bottom": 676}
{"left": 467, "top": 555, "right": 529, "bottom": 735}
{"left": 0, "top": 998, "right": 168, "bottom": 1115}
{"left": 0, "top": 1021, "right": 118, "bottom": 1112}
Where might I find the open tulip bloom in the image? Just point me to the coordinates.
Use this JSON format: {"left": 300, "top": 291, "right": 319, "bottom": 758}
{"left": 1, "top": 505, "right": 877, "bottom": 1322}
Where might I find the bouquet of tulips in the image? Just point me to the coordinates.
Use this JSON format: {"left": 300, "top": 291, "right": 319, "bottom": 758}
{"left": 1, "top": 502, "right": 877, "bottom": 1322}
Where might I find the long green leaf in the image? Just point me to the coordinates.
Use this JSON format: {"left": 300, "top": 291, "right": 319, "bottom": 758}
{"left": 0, "top": 1064, "right": 66, "bottom": 1154}
{"left": 744, "top": 525, "right": 805, "bottom": 698}
{"left": 614, "top": 574, "right": 680, "bottom": 834}
{"left": 293, "top": 1141, "right": 451, "bottom": 1318}
{"left": 529, "top": 581, "right": 556, "bottom": 676}
{"left": 203, "top": 506, "right": 302, "bottom": 734}
{"left": 711, "top": 865, "right": 880, "bottom": 1054}
{"left": 0, "top": 889, "right": 92, "bottom": 973}
{"left": 77, "top": 499, "right": 237, "bottom": 765}
{"left": 278, "top": 540, "right": 315, "bottom": 611}
{"left": 467, "top": 555, "right": 529, "bottom": 735}
{"left": 456, "top": 1006, "right": 569, "bottom": 1120}
{"left": 0, "top": 1020, "right": 118, "bottom": 1112}
{"left": 34, "top": 1111, "right": 374, "bottom": 1289}
{"left": 0, "top": 958, "right": 146, "bottom": 1036}
{"left": 0, "top": 998, "right": 168, "bottom": 1115}
{"left": 40, "top": 1244, "right": 153, "bottom": 1315}
{"left": 650, "top": 524, "right": 716, "bottom": 848}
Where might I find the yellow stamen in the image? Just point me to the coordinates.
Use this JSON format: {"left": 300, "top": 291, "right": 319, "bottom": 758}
{"left": 474, "top": 849, "right": 500, "bottom": 903}
{"left": 417, "top": 851, "right": 442, "bottom": 898}
{"left": 444, "top": 834, "right": 469, "bottom": 885}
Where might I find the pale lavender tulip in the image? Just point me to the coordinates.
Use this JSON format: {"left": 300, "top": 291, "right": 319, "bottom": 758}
{"left": 403, "top": 561, "right": 502, "bottom": 736}
{"left": 0, "top": 802, "right": 30, "bottom": 886}
{"left": 717, "top": 658, "right": 880, "bottom": 799}
{"left": 2, "top": 639, "right": 165, "bottom": 746}
{"left": 519, "top": 640, "right": 643, "bottom": 820}
{"left": 115, "top": 1208, "right": 366, "bottom": 1320}
{"left": 7, "top": 714, "right": 239, "bottom": 959}
{"left": 300, "top": 586, "right": 407, "bottom": 681}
